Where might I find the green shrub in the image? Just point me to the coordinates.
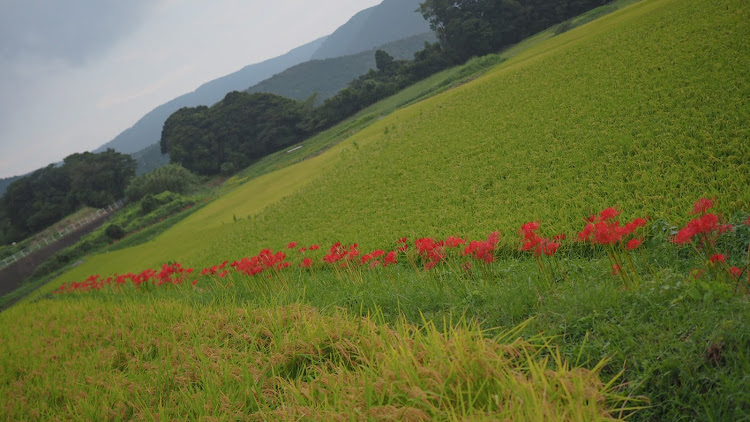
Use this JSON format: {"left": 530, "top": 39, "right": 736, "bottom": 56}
{"left": 104, "top": 224, "right": 126, "bottom": 240}
{"left": 139, "top": 194, "right": 160, "bottom": 215}
{"left": 125, "top": 164, "right": 198, "bottom": 201}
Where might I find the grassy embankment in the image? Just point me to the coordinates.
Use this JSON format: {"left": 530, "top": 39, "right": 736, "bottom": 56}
{"left": 2, "top": 0, "right": 749, "bottom": 419}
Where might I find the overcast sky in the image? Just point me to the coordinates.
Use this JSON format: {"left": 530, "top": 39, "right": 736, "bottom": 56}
{"left": 0, "top": 0, "right": 382, "bottom": 179}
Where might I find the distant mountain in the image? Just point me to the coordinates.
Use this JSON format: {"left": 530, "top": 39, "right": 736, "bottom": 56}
{"left": 95, "top": 36, "right": 328, "bottom": 155}
{"left": 311, "top": 0, "right": 430, "bottom": 60}
{"left": 131, "top": 143, "right": 170, "bottom": 176}
{"left": 247, "top": 32, "right": 436, "bottom": 102}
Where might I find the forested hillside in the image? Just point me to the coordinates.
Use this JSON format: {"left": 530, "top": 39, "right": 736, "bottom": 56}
{"left": 0, "top": 150, "right": 135, "bottom": 243}
{"left": 246, "top": 32, "right": 436, "bottom": 102}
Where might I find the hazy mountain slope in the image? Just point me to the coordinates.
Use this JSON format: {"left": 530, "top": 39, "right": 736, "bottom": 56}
{"left": 246, "top": 32, "right": 436, "bottom": 102}
{"left": 131, "top": 143, "right": 170, "bottom": 176}
{"left": 95, "top": 36, "right": 327, "bottom": 155}
{"left": 311, "top": 0, "right": 430, "bottom": 59}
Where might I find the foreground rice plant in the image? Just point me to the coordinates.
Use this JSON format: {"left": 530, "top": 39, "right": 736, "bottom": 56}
{"left": 0, "top": 301, "right": 639, "bottom": 420}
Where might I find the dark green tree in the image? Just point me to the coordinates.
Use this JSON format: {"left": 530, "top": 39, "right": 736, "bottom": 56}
{"left": 161, "top": 92, "right": 312, "bottom": 175}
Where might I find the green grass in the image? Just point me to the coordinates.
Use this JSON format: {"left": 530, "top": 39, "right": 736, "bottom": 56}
{"left": 2, "top": 0, "right": 749, "bottom": 419}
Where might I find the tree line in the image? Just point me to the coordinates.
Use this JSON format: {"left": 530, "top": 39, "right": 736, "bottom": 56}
{"left": 0, "top": 150, "right": 136, "bottom": 243}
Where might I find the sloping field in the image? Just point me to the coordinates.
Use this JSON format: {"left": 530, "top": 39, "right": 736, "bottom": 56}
{"left": 228, "top": 0, "right": 749, "bottom": 252}
{"left": 36, "top": 0, "right": 750, "bottom": 291}
{"left": 2, "top": 0, "right": 749, "bottom": 420}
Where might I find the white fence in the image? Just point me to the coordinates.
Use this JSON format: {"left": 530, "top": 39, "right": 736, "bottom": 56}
{"left": 0, "top": 199, "right": 126, "bottom": 270}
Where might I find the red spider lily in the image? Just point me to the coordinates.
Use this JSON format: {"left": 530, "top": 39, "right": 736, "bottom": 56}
{"left": 578, "top": 209, "right": 646, "bottom": 246}
{"left": 276, "top": 262, "right": 291, "bottom": 270}
{"left": 384, "top": 251, "right": 397, "bottom": 266}
{"left": 626, "top": 238, "right": 643, "bottom": 251}
{"left": 230, "top": 249, "right": 288, "bottom": 276}
{"left": 397, "top": 237, "right": 409, "bottom": 252}
{"left": 729, "top": 266, "right": 742, "bottom": 279}
{"left": 543, "top": 241, "right": 561, "bottom": 256}
{"left": 309, "top": 244, "right": 320, "bottom": 251}
{"left": 709, "top": 254, "right": 726, "bottom": 265}
{"left": 300, "top": 258, "right": 313, "bottom": 268}
{"left": 286, "top": 242, "right": 298, "bottom": 249}
{"left": 323, "top": 243, "right": 359, "bottom": 265}
{"left": 673, "top": 213, "right": 719, "bottom": 244}
{"left": 463, "top": 232, "right": 500, "bottom": 263}
{"left": 599, "top": 207, "right": 621, "bottom": 221}
{"left": 324, "top": 243, "right": 346, "bottom": 264}
{"left": 415, "top": 237, "right": 447, "bottom": 268}
{"left": 746, "top": 216, "right": 750, "bottom": 226}
{"left": 445, "top": 236, "right": 466, "bottom": 248}
{"left": 692, "top": 198, "right": 714, "bottom": 215}
{"left": 519, "top": 222, "right": 561, "bottom": 257}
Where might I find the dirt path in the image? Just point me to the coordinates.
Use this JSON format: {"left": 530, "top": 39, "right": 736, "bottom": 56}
{"left": 0, "top": 212, "right": 114, "bottom": 298}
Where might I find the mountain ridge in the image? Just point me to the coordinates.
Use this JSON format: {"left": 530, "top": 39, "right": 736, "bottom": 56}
{"left": 311, "top": 0, "right": 430, "bottom": 60}
{"left": 246, "top": 32, "right": 437, "bottom": 102}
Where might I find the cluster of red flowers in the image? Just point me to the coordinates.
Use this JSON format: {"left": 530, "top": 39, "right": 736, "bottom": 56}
{"left": 576, "top": 207, "right": 647, "bottom": 248}
{"left": 54, "top": 263, "right": 195, "bottom": 294}
{"left": 672, "top": 198, "right": 732, "bottom": 245}
{"left": 519, "top": 222, "right": 564, "bottom": 257}
{"left": 413, "top": 232, "right": 500, "bottom": 270}
{"left": 672, "top": 198, "right": 747, "bottom": 283}
{"left": 53, "top": 199, "right": 750, "bottom": 295}
{"left": 463, "top": 232, "right": 501, "bottom": 264}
